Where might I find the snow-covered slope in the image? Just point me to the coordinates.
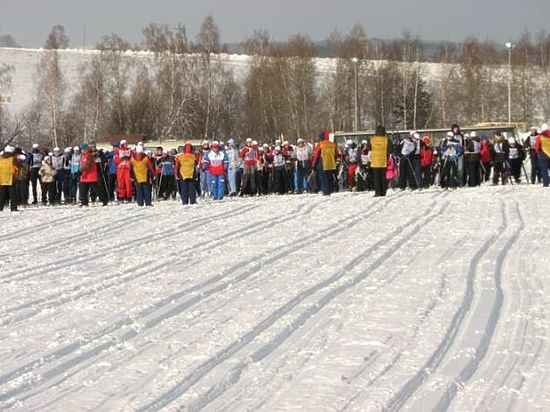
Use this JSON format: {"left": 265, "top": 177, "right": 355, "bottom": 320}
{"left": 0, "top": 186, "right": 549, "bottom": 410}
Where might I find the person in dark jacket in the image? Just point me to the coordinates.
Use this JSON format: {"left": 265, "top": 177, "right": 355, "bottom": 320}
{"left": 507, "top": 137, "right": 526, "bottom": 183}
{"left": 491, "top": 132, "right": 510, "bottom": 185}
{"left": 28, "top": 143, "right": 44, "bottom": 204}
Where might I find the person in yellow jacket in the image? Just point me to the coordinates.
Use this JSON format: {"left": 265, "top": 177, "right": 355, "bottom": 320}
{"left": 312, "top": 130, "right": 337, "bottom": 196}
{"left": 367, "top": 125, "right": 393, "bottom": 197}
{"left": 534, "top": 125, "right": 550, "bottom": 187}
{"left": 175, "top": 142, "right": 198, "bottom": 205}
{"left": 130, "top": 146, "right": 154, "bottom": 206}
{"left": 0, "top": 146, "right": 19, "bottom": 212}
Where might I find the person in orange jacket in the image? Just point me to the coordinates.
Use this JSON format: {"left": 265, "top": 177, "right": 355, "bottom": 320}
{"left": 312, "top": 130, "right": 337, "bottom": 196}
{"left": 0, "top": 145, "right": 19, "bottom": 212}
{"left": 534, "top": 125, "right": 550, "bottom": 187}
{"left": 175, "top": 143, "right": 198, "bottom": 205}
{"left": 130, "top": 146, "right": 154, "bottom": 206}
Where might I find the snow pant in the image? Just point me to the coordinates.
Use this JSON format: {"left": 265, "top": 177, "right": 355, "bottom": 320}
{"left": 294, "top": 166, "right": 311, "bottom": 194}
{"left": 227, "top": 168, "right": 238, "bottom": 194}
{"left": 539, "top": 153, "right": 550, "bottom": 187}
{"left": 529, "top": 153, "right": 541, "bottom": 184}
{"left": 421, "top": 166, "right": 432, "bottom": 188}
{"left": 347, "top": 163, "right": 358, "bottom": 189}
{"left": 40, "top": 181, "right": 55, "bottom": 205}
{"left": 178, "top": 179, "right": 197, "bottom": 205}
{"left": 62, "top": 170, "right": 71, "bottom": 202}
{"left": 318, "top": 169, "right": 333, "bottom": 196}
{"left": 70, "top": 173, "right": 81, "bottom": 203}
{"left": 509, "top": 159, "right": 522, "bottom": 182}
{"left": 241, "top": 164, "right": 257, "bottom": 194}
{"left": 108, "top": 173, "right": 117, "bottom": 201}
{"left": 442, "top": 158, "right": 458, "bottom": 188}
{"left": 372, "top": 168, "right": 387, "bottom": 197}
{"left": 465, "top": 155, "right": 481, "bottom": 187}
{"left": 135, "top": 183, "right": 152, "bottom": 206}
{"left": 0, "top": 185, "right": 17, "bottom": 211}
{"left": 399, "top": 157, "right": 417, "bottom": 189}
{"left": 117, "top": 167, "right": 133, "bottom": 201}
{"left": 413, "top": 157, "right": 422, "bottom": 188}
{"left": 457, "top": 156, "right": 464, "bottom": 186}
{"left": 30, "top": 168, "right": 40, "bottom": 203}
{"left": 272, "top": 167, "right": 288, "bottom": 194}
{"left": 16, "top": 179, "right": 29, "bottom": 206}
{"left": 159, "top": 175, "right": 175, "bottom": 199}
{"left": 210, "top": 174, "right": 225, "bottom": 199}
{"left": 54, "top": 169, "right": 64, "bottom": 203}
{"left": 80, "top": 181, "right": 108, "bottom": 206}
{"left": 492, "top": 162, "right": 508, "bottom": 185}
{"left": 200, "top": 169, "right": 210, "bottom": 196}
{"left": 259, "top": 169, "right": 270, "bottom": 195}
{"left": 356, "top": 166, "right": 370, "bottom": 191}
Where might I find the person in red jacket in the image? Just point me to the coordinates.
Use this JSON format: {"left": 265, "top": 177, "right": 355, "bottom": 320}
{"left": 479, "top": 136, "right": 492, "bottom": 182}
{"left": 420, "top": 136, "right": 434, "bottom": 188}
{"left": 79, "top": 144, "right": 107, "bottom": 207}
{"left": 114, "top": 139, "right": 133, "bottom": 202}
{"left": 239, "top": 138, "right": 260, "bottom": 196}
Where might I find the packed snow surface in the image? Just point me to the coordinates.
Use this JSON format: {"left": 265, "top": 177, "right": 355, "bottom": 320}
{"left": 0, "top": 186, "right": 549, "bottom": 411}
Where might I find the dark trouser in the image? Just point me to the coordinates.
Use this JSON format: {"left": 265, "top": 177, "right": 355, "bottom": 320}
{"left": 81, "top": 181, "right": 108, "bottom": 206}
{"left": 372, "top": 168, "right": 387, "bottom": 196}
{"left": 510, "top": 159, "right": 522, "bottom": 182}
{"left": 30, "top": 168, "right": 40, "bottom": 203}
{"left": 62, "top": 170, "right": 72, "bottom": 202}
{"left": 466, "top": 155, "right": 481, "bottom": 187}
{"left": 41, "top": 181, "right": 56, "bottom": 205}
{"left": 135, "top": 183, "right": 152, "bottom": 206}
{"left": 0, "top": 185, "right": 18, "bottom": 211}
{"left": 421, "top": 166, "right": 432, "bottom": 188}
{"left": 178, "top": 179, "right": 197, "bottom": 205}
{"left": 241, "top": 165, "right": 257, "bottom": 194}
{"left": 539, "top": 153, "right": 550, "bottom": 187}
{"left": 16, "top": 179, "right": 29, "bottom": 206}
{"left": 530, "top": 153, "right": 541, "bottom": 184}
{"left": 399, "top": 157, "right": 417, "bottom": 189}
{"left": 54, "top": 169, "right": 64, "bottom": 203}
{"left": 272, "top": 167, "right": 288, "bottom": 194}
{"left": 442, "top": 159, "right": 458, "bottom": 188}
{"left": 159, "top": 175, "right": 176, "bottom": 199}
{"left": 319, "top": 169, "right": 334, "bottom": 196}
{"left": 493, "top": 162, "right": 507, "bottom": 185}
{"left": 108, "top": 173, "right": 117, "bottom": 200}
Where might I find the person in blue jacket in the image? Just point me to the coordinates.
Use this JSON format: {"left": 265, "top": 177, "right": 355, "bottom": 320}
{"left": 203, "top": 141, "right": 229, "bottom": 200}
{"left": 440, "top": 131, "right": 463, "bottom": 189}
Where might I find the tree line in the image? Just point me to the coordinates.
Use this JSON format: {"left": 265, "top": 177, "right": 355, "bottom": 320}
{"left": 1, "top": 17, "right": 550, "bottom": 149}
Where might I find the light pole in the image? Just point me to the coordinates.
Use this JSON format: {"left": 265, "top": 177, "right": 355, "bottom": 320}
{"left": 505, "top": 42, "right": 515, "bottom": 124}
{"left": 352, "top": 57, "right": 359, "bottom": 132}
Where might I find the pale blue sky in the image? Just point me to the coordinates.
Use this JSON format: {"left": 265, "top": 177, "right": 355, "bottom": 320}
{"left": 0, "top": 0, "right": 547, "bottom": 48}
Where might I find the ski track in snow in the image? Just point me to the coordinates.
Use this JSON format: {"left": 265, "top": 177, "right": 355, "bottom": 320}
{"left": 1, "top": 187, "right": 549, "bottom": 411}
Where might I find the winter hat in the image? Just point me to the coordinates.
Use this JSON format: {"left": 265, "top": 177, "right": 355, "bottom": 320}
{"left": 246, "top": 138, "right": 253, "bottom": 144}
{"left": 375, "top": 125, "right": 386, "bottom": 136}
{"left": 202, "top": 140, "right": 209, "bottom": 147}
{"left": 120, "top": 139, "right": 127, "bottom": 146}
{"left": 508, "top": 137, "right": 516, "bottom": 145}
{"left": 283, "top": 140, "right": 289, "bottom": 146}
{"left": 4, "top": 145, "right": 14, "bottom": 153}
{"left": 275, "top": 145, "right": 281, "bottom": 152}
{"left": 361, "top": 139, "right": 368, "bottom": 145}
{"left": 32, "top": 143, "right": 39, "bottom": 149}
{"left": 80, "top": 143, "right": 89, "bottom": 151}
{"left": 227, "top": 138, "right": 235, "bottom": 146}
{"left": 275, "top": 139, "right": 282, "bottom": 145}
{"left": 464, "top": 133, "right": 470, "bottom": 139}
{"left": 53, "top": 147, "right": 60, "bottom": 153}
{"left": 44, "top": 155, "right": 51, "bottom": 162}
{"left": 297, "top": 138, "right": 305, "bottom": 144}
{"left": 136, "top": 146, "right": 144, "bottom": 153}
{"left": 446, "top": 131, "right": 454, "bottom": 139}
{"left": 73, "top": 146, "right": 80, "bottom": 152}
{"left": 263, "top": 143, "right": 269, "bottom": 148}
{"left": 252, "top": 140, "right": 258, "bottom": 146}
{"left": 470, "top": 131, "right": 477, "bottom": 137}
{"left": 64, "top": 147, "right": 71, "bottom": 153}
{"left": 18, "top": 154, "right": 26, "bottom": 161}
{"left": 413, "top": 133, "right": 420, "bottom": 140}
{"left": 346, "top": 139, "right": 353, "bottom": 146}
{"left": 422, "top": 135, "right": 431, "bottom": 145}
{"left": 211, "top": 140, "right": 220, "bottom": 150}
{"left": 541, "top": 123, "right": 549, "bottom": 132}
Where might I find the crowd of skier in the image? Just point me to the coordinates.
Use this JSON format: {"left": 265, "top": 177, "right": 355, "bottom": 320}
{"left": 1, "top": 123, "right": 550, "bottom": 212}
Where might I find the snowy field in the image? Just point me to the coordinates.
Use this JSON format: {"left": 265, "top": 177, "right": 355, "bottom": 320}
{"left": 0, "top": 186, "right": 549, "bottom": 411}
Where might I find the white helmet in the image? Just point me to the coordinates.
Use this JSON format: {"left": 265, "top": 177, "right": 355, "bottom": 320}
{"left": 346, "top": 139, "right": 353, "bottom": 146}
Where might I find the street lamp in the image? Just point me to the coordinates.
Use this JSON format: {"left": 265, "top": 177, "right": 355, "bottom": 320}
{"left": 505, "top": 42, "right": 515, "bottom": 124}
{"left": 351, "top": 57, "right": 359, "bottom": 132}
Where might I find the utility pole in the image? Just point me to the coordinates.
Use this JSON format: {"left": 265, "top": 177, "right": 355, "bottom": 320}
{"left": 352, "top": 57, "right": 359, "bottom": 132}
{"left": 505, "top": 42, "right": 515, "bottom": 124}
